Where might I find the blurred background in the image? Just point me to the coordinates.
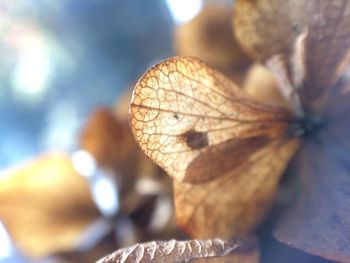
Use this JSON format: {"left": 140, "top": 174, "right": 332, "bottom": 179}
{"left": 0, "top": 0, "right": 177, "bottom": 168}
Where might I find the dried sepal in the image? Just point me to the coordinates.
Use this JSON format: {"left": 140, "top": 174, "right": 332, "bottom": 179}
{"left": 274, "top": 134, "right": 350, "bottom": 262}
{"left": 243, "top": 64, "right": 288, "bottom": 108}
{"left": 97, "top": 237, "right": 259, "bottom": 263}
{"left": 0, "top": 153, "right": 99, "bottom": 258}
{"left": 234, "top": 0, "right": 350, "bottom": 112}
{"left": 130, "top": 56, "right": 295, "bottom": 184}
{"left": 174, "top": 138, "right": 299, "bottom": 239}
{"left": 273, "top": 75, "right": 350, "bottom": 262}
{"left": 80, "top": 107, "right": 135, "bottom": 169}
{"left": 174, "top": 4, "right": 251, "bottom": 83}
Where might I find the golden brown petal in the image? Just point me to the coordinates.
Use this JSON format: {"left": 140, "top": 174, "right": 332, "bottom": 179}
{"left": 243, "top": 63, "right": 288, "bottom": 108}
{"left": 130, "top": 56, "right": 294, "bottom": 183}
{"left": 234, "top": 0, "right": 303, "bottom": 62}
{"left": 174, "top": 4, "right": 251, "bottom": 84}
{"left": 80, "top": 107, "right": 133, "bottom": 168}
{"left": 0, "top": 153, "right": 99, "bottom": 258}
{"left": 234, "top": 0, "right": 350, "bottom": 113}
{"left": 273, "top": 129, "right": 350, "bottom": 262}
{"left": 174, "top": 138, "right": 299, "bottom": 239}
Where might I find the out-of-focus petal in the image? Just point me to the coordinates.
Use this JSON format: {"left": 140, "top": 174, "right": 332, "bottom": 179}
{"left": 234, "top": 0, "right": 350, "bottom": 113}
{"left": 175, "top": 4, "right": 251, "bottom": 84}
{"left": 174, "top": 138, "right": 299, "bottom": 239}
{"left": 274, "top": 128, "right": 350, "bottom": 262}
{"left": 243, "top": 64, "right": 288, "bottom": 108}
{"left": 0, "top": 153, "right": 99, "bottom": 258}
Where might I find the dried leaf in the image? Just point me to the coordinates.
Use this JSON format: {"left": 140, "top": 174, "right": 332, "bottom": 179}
{"left": 130, "top": 56, "right": 295, "bottom": 184}
{"left": 97, "top": 237, "right": 259, "bottom": 263}
{"left": 174, "top": 4, "right": 251, "bottom": 83}
{"left": 0, "top": 153, "right": 99, "bottom": 258}
{"left": 234, "top": 0, "right": 350, "bottom": 112}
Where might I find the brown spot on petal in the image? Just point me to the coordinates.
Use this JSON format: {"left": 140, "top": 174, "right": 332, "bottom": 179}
{"left": 183, "top": 130, "right": 209, "bottom": 150}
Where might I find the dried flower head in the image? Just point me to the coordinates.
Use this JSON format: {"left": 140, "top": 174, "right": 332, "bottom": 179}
{"left": 129, "top": 0, "right": 350, "bottom": 262}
